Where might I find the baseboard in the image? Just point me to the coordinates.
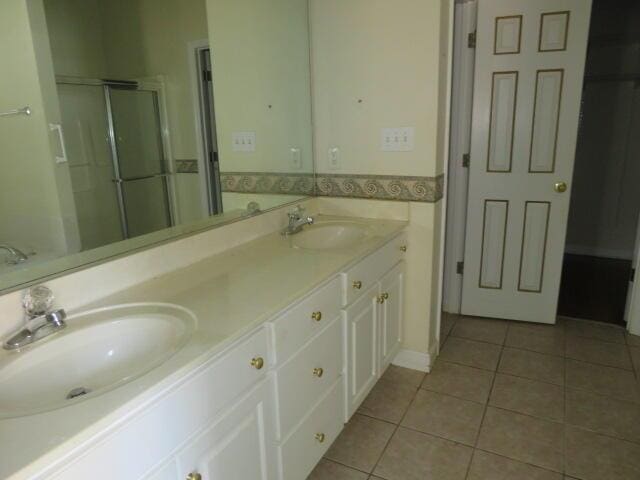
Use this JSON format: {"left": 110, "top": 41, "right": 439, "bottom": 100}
{"left": 392, "top": 349, "right": 432, "bottom": 373}
{"left": 564, "top": 244, "right": 633, "bottom": 261}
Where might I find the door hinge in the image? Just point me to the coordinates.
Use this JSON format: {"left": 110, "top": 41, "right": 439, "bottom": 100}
{"left": 202, "top": 69, "right": 212, "bottom": 82}
{"left": 457, "top": 261, "right": 464, "bottom": 275}
{"left": 468, "top": 31, "right": 477, "bottom": 48}
{"left": 462, "top": 153, "right": 470, "bottom": 168}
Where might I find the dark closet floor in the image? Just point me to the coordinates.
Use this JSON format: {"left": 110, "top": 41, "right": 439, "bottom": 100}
{"left": 558, "top": 253, "right": 632, "bottom": 326}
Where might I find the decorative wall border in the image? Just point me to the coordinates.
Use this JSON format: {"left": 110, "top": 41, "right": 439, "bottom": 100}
{"left": 315, "top": 173, "right": 444, "bottom": 203}
{"left": 221, "top": 172, "right": 315, "bottom": 196}
{"left": 221, "top": 172, "right": 445, "bottom": 203}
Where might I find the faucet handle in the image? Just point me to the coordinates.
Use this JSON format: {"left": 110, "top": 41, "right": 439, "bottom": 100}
{"left": 22, "top": 285, "right": 54, "bottom": 318}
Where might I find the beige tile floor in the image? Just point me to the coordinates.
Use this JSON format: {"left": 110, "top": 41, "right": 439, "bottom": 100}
{"left": 308, "top": 314, "right": 640, "bottom": 480}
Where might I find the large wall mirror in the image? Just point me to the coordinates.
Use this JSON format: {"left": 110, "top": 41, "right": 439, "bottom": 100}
{"left": 0, "top": 0, "right": 314, "bottom": 292}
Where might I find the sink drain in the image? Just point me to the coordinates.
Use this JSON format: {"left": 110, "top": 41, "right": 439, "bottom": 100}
{"left": 66, "top": 387, "right": 91, "bottom": 400}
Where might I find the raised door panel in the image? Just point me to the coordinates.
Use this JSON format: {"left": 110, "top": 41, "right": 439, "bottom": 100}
{"left": 379, "top": 262, "right": 404, "bottom": 372}
{"left": 344, "top": 284, "right": 379, "bottom": 419}
{"left": 176, "top": 379, "right": 276, "bottom": 480}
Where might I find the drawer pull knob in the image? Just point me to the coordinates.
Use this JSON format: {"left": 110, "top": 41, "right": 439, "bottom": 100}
{"left": 187, "top": 473, "right": 202, "bottom": 480}
{"left": 250, "top": 357, "right": 264, "bottom": 370}
{"left": 313, "top": 367, "right": 324, "bottom": 378}
{"left": 377, "top": 293, "right": 389, "bottom": 304}
{"left": 400, "top": 245, "right": 407, "bottom": 252}
{"left": 315, "top": 432, "right": 326, "bottom": 443}
{"left": 311, "top": 311, "right": 322, "bottom": 322}
{"left": 352, "top": 280, "right": 363, "bottom": 290}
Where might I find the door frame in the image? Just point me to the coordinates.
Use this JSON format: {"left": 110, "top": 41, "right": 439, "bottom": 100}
{"left": 442, "top": 0, "right": 477, "bottom": 315}
{"left": 626, "top": 214, "right": 640, "bottom": 335}
{"left": 188, "top": 39, "right": 222, "bottom": 216}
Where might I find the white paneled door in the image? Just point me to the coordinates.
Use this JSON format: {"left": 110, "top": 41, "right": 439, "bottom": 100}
{"left": 461, "top": 0, "right": 592, "bottom": 323}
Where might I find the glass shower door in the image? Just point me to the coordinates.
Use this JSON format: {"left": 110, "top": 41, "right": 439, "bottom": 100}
{"left": 108, "top": 87, "right": 173, "bottom": 238}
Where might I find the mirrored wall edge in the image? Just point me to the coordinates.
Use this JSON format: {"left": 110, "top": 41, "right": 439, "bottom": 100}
{"left": 0, "top": 195, "right": 310, "bottom": 295}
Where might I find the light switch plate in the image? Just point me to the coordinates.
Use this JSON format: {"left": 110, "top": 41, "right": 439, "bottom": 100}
{"left": 232, "top": 131, "right": 256, "bottom": 152}
{"left": 381, "top": 127, "right": 414, "bottom": 152}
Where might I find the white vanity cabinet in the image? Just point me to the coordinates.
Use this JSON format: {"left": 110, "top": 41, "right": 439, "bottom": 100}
{"left": 175, "top": 379, "right": 275, "bottom": 480}
{"left": 35, "top": 230, "right": 407, "bottom": 480}
{"left": 343, "top": 234, "right": 406, "bottom": 419}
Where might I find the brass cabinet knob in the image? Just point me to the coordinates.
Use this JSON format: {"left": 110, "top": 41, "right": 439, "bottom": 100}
{"left": 187, "top": 473, "right": 202, "bottom": 480}
{"left": 352, "top": 280, "right": 363, "bottom": 290}
{"left": 554, "top": 181, "right": 567, "bottom": 193}
{"left": 250, "top": 357, "right": 264, "bottom": 370}
{"left": 311, "top": 311, "right": 322, "bottom": 322}
{"left": 313, "top": 367, "right": 324, "bottom": 378}
{"left": 400, "top": 245, "right": 407, "bottom": 252}
{"left": 315, "top": 432, "right": 326, "bottom": 443}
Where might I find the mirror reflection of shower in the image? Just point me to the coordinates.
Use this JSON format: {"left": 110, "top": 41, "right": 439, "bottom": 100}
{"left": 57, "top": 78, "right": 176, "bottom": 250}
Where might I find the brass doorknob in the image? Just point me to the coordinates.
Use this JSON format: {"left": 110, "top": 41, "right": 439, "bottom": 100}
{"left": 313, "top": 367, "right": 324, "bottom": 378}
{"left": 250, "top": 357, "right": 264, "bottom": 370}
{"left": 311, "top": 311, "right": 322, "bottom": 322}
{"left": 352, "top": 280, "right": 363, "bottom": 290}
{"left": 382, "top": 292, "right": 389, "bottom": 300}
{"left": 554, "top": 181, "right": 567, "bottom": 193}
{"left": 187, "top": 473, "right": 202, "bottom": 480}
{"left": 315, "top": 432, "right": 326, "bottom": 443}
{"left": 400, "top": 245, "right": 407, "bottom": 252}
{"left": 377, "top": 294, "right": 385, "bottom": 304}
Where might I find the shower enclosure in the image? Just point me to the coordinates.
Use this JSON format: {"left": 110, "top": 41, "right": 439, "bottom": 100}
{"left": 57, "top": 77, "right": 174, "bottom": 251}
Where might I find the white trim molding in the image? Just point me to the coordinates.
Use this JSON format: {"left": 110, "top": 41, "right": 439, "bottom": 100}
{"left": 392, "top": 349, "right": 432, "bottom": 373}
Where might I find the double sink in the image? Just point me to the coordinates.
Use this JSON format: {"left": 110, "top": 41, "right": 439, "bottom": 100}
{"left": 0, "top": 219, "right": 371, "bottom": 419}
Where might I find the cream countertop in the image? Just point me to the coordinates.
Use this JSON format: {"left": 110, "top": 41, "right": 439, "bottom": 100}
{"left": 0, "top": 215, "right": 406, "bottom": 480}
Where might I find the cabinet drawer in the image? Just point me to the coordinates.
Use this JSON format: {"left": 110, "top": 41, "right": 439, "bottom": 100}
{"left": 275, "top": 317, "right": 343, "bottom": 439}
{"left": 279, "top": 378, "right": 344, "bottom": 480}
{"left": 203, "top": 328, "right": 270, "bottom": 412}
{"left": 342, "top": 233, "right": 407, "bottom": 307}
{"left": 270, "top": 276, "right": 342, "bottom": 364}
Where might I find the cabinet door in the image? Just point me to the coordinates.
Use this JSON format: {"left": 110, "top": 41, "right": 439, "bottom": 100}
{"left": 177, "top": 379, "right": 276, "bottom": 480}
{"left": 379, "top": 262, "right": 405, "bottom": 372}
{"left": 344, "top": 284, "right": 379, "bottom": 419}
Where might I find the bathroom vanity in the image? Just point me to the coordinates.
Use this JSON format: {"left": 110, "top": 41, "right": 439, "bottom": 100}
{"left": 0, "top": 216, "right": 407, "bottom": 480}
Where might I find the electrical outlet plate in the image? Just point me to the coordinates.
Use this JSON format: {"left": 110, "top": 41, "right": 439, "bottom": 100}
{"left": 290, "top": 147, "right": 302, "bottom": 169}
{"left": 381, "top": 127, "right": 415, "bottom": 152}
{"left": 328, "top": 147, "right": 340, "bottom": 170}
{"left": 232, "top": 131, "right": 256, "bottom": 152}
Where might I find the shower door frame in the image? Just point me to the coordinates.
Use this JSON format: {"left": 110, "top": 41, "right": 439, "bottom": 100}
{"left": 56, "top": 76, "right": 176, "bottom": 239}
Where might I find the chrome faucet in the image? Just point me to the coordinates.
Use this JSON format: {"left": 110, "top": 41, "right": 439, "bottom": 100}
{"left": 282, "top": 205, "right": 314, "bottom": 235}
{"left": 0, "top": 244, "right": 28, "bottom": 265}
{"left": 3, "top": 285, "right": 67, "bottom": 350}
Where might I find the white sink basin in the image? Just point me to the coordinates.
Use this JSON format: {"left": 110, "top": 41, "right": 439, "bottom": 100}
{"left": 290, "top": 220, "right": 370, "bottom": 250}
{"left": 0, "top": 303, "right": 196, "bottom": 418}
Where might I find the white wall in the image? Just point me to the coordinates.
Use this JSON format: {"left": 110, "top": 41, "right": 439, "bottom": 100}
{"left": 206, "top": 0, "right": 314, "bottom": 174}
{"left": 0, "top": 1, "right": 79, "bottom": 258}
{"left": 309, "top": 0, "right": 453, "bottom": 357}
{"left": 310, "top": 0, "right": 445, "bottom": 176}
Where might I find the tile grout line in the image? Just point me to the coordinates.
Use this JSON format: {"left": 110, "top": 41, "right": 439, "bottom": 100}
{"left": 365, "top": 374, "right": 426, "bottom": 480}
{"left": 462, "top": 328, "right": 507, "bottom": 480}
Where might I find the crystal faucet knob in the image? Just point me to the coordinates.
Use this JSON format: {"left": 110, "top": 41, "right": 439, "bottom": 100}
{"left": 22, "top": 285, "right": 54, "bottom": 318}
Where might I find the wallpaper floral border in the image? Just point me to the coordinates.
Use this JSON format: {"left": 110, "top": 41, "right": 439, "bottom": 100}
{"left": 220, "top": 172, "right": 445, "bottom": 202}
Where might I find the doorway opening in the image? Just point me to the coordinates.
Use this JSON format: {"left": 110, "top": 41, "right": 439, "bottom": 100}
{"left": 557, "top": 0, "right": 640, "bottom": 327}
